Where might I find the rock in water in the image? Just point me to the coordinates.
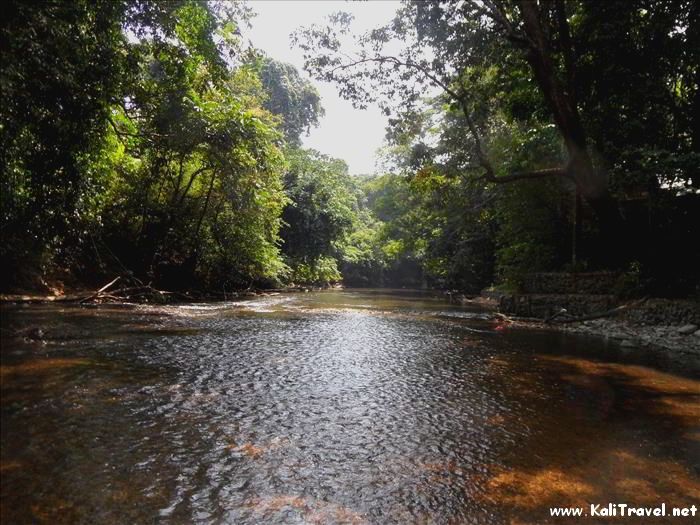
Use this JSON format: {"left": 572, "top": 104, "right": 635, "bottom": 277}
{"left": 678, "top": 324, "right": 698, "bottom": 335}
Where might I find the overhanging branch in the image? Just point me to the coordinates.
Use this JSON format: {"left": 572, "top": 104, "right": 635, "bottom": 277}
{"left": 328, "top": 56, "right": 463, "bottom": 101}
{"left": 329, "top": 54, "right": 569, "bottom": 185}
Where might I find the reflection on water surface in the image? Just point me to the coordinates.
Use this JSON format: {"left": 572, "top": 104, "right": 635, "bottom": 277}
{"left": 1, "top": 289, "right": 699, "bottom": 524}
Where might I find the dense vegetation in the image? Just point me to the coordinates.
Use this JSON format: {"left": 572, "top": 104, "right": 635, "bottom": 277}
{"left": 2, "top": 1, "right": 326, "bottom": 292}
{"left": 1, "top": 1, "right": 698, "bottom": 297}
{"left": 298, "top": 0, "right": 699, "bottom": 295}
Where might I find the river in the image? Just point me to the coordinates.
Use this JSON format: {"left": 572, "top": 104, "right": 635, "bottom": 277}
{"left": 1, "top": 289, "right": 699, "bottom": 524}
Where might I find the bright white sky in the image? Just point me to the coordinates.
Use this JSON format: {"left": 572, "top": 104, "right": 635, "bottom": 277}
{"left": 246, "top": 0, "right": 402, "bottom": 175}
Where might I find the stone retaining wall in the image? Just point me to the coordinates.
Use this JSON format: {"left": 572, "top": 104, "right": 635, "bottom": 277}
{"left": 521, "top": 272, "right": 620, "bottom": 295}
{"left": 496, "top": 272, "right": 700, "bottom": 324}
{"left": 498, "top": 293, "right": 616, "bottom": 318}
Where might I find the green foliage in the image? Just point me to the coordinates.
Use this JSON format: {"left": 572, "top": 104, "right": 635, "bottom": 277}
{"left": 349, "top": 166, "right": 494, "bottom": 291}
{"left": 258, "top": 58, "right": 324, "bottom": 145}
{"left": 294, "top": 0, "right": 698, "bottom": 295}
{"left": 613, "top": 261, "right": 647, "bottom": 299}
{"left": 487, "top": 115, "right": 570, "bottom": 288}
{"left": 288, "top": 255, "right": 341, "bottom": 286}
{"left": 1, "top": 0, "right": 289, "bottom": 291}
{"left": 574, "top": 0, "right": 698, "bottom": 191}
{"left": 339, "top": 210, "right": 387, "bottom": 287}
{"left": 493, "top": 181, "right": 562, "bottom": 290}
{"left": 99, "top": 28, "right": 288, "bottom": 288}
{"left": 3, "top": 0, "right": 697, "bottom": 297}
{"left": 1, "top": 0, "right": 126, "bottom": 286}
{"left": 280, "top": 148, "right": 356, "bottom": 285}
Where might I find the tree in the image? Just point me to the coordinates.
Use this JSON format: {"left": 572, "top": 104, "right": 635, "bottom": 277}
{"left": 296, "top": 0, "right": 694, "bottom": 214}
{"left": 294, "top": 0, "right": 697, "bottom": 261}
{"left": 1, "top": 0, "right": 126, "bottom": 286}
{"left": 98, "top": 4, "right": 287, "bottom": 289}
{"left": 258, "top": 58, "right": 324, "bottom": 145}
{"left": 1, "top": 0, "right": 290, "bottom": 290}
{"left": 280, "top": 148, "right": 356, "bottom": 284}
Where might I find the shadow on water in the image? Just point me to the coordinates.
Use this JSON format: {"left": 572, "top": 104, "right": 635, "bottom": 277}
{"left": 1, "top": 290, "right": 698, "bottom": 524}
{"left": 468, "top": 352, "right": 700, "bottom": 524}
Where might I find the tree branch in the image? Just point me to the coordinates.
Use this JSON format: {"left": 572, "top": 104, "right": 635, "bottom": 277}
{"left": 547, "top": 297, "right": 648, "bottom": 324}
{"left": 176, "top": 166, "right": 211, "bottom": 207}
{"left": 328, "top": 56, "right": 463, "bottom": 101}
{"left": 107, "top": 115, "right": 142, "bottom": 140}
{"left": 481, "top": 0, "right": 531, "bottom": 46}
{"left": 329, "top": 53, "right": 569, "bottom": 186}
{"left": 194, "top": 171, "right": 217, "bottom": 239}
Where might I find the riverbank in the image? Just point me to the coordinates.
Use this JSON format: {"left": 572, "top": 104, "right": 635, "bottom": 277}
{"left": 552, "top": 317, "right": 700, "bottom": 356}
{"left": 479, "top": 272, "right": 700, "bottom": 358}
{"left": 3, "top": 284, "right": 698, "bottom": 358}
{"left": 493, "top": 296, "right": 700, "bottom": 358}
{"left": 0, "top": 288, "right": 307, "bottom": 304}
{"left": 0, "top": 278, "right": 326, "bottom": 305}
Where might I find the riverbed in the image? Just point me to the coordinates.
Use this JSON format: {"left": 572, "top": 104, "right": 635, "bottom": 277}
{"left": 1, "top": 289, "right": 699, "bottom": 524}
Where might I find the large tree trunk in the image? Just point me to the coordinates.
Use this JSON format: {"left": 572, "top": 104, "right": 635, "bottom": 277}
{"left": 517, "top": 0, "right": 608, "bottom": 201}
{"left": 516, "top": 1, "right": 625, "bottom": 265}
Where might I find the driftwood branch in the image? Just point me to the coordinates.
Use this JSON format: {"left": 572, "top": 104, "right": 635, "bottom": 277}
{"left": 547, "top": 297, "right": 648, "bottom": 324}
{"left": 55, "top": 278, "right": 193, "bottom": 305}
{"left": 543, "top": 307, "right": 569, "bottom": 323}
{"left": 79, "top": 276, "right": 121, "bottom": 304}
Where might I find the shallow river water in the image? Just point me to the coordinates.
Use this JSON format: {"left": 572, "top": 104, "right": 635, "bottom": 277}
{"left": 1, "top": 289, "right": 699, "bottom": 524}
